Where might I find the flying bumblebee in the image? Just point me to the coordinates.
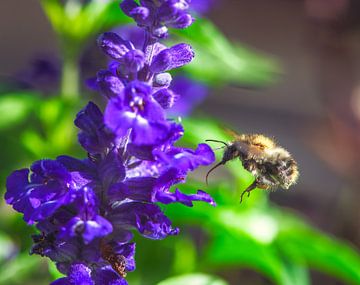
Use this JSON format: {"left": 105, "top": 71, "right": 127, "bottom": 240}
{"left": 206, "top": 131, "right": 299, "bottom": 203}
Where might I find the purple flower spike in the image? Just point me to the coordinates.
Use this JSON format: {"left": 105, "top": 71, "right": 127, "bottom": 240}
{"left": 150, "top": 43, "right": 194, "bottom": 73}
{"left": 5, "top": 1, "right": 215, "bottom": 284}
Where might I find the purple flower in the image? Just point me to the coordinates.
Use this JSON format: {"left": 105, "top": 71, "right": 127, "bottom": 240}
{"left": 98, "top": 32, "right": 145, "bottom": 75}
{"left": 96, "top": 69, "right": 125, "bottom": 99}
{"left": 51, "top": 263, "right": 94, "bottom": 285}
{"left": 121, "top": 0, "right": 194, "bottom": 38}
{"left": 5, "top": 1, "right": 215, "bottom": 284}
{"left": 150, "top": 43, "right": 194, "bottom": 73}
{"left": 168, "top": 75, "right": 208, "bottom": 116}
{"left": 5, "top": 160, "right": 74, "bottom": 224}
{"left": 104, "top": 81, "right": 170, "bottom": 145}
{"left": 75, "top": 102, "right": 114, "bottom": 153}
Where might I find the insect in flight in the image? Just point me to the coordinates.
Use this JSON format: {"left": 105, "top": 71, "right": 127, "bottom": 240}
{"left": 205, "top": 131, "right": 299, "bottom": 202}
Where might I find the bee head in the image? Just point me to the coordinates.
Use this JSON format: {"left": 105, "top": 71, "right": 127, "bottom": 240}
{"left": 222, "top": 143, "right": 242, "bottom": 162}
{"left": 205, "top": 140, "right": 242, "bottom": 185}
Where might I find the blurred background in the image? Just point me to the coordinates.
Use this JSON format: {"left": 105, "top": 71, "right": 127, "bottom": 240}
{"left": 1, "top": 0, "right": 360, "bottom": 284}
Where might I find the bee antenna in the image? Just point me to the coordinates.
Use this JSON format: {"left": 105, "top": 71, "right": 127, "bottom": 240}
{"left": 205, "top": 139, "right": 229, "bottom": 147}
{"left": 206, "top": 162, "right": 224, "bottom": 185}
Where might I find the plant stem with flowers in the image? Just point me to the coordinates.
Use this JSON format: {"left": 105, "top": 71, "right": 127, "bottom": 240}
{"left": 5, "top": 1, "right": 216, "bottom": 284}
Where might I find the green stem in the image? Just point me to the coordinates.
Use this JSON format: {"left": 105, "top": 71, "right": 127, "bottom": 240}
{"left": 60, "top": 51, "right": 80, "bottom": 101}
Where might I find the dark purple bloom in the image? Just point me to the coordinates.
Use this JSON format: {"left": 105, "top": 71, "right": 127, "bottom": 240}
{"left": 5, "top": 160, "right": 73, "bottom": 224}
{"left": 5, "top": 1, "right": 215, "bottom": 284}
{"left": 75, "top": 102, "right": 114, "bottom": 153}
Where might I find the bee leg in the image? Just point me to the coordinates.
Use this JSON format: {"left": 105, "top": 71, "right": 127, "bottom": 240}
{"left": 240, "top": 180, "right": 257, "bottom": 203}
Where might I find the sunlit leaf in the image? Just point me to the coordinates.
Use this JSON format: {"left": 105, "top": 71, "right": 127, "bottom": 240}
{"left": 0, "top": 253, "right": 46, "bottom": 284}
{"left": 156, "top": 273, "right": 229, "bottom": 285}
{"left": 0, "top": 92, "right": 39, "bottom": 130}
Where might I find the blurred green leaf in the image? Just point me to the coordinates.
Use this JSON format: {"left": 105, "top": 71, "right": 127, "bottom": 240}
{"left": 173, "top": 238, "right": 197, "bottom": 275}
{"left": 0, "top": 232, "right": 16, "bottom": 264}
{"left": 0, "top": 253, "right": 47, "bottom": 284}
{"left": 156, "top": 273, "right": 229, "bottom": 285}
{"left": 40, "top": 0, "right": 130, "bottom": 46}
{"left": 0, "top": 92, "right": 39, "bottom": 130}
{"left": 175, "top": 18, "right": 280, "bottom": 87}
{"left": 48, "top": 260, "right": 65, "bottom": 280}
{"left": 277, "top": 216, "right": 360, "bottom": 285}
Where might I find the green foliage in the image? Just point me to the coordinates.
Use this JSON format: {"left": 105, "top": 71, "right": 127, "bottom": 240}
{"left": 175, "top": 18, "right": 281, "bottom": 87}
{"left": 40, "top": 0, "right": 130, "bottom": 47}
{"left": 0, "top": 92, "right": 40, "bottom": 130}
{"left": 156, "top": 274, "right": 229, "bottom": 285}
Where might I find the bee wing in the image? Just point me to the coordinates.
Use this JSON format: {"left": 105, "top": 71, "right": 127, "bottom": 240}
{"left": 224, "top": 127, "right": 243, "bottom": 140}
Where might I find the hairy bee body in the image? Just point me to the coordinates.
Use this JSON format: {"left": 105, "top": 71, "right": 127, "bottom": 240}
{"left": 206, "top": 133, "right": 299, "bottom": 202}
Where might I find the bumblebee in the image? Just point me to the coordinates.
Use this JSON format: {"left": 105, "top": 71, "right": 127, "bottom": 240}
{"left": 206, "top": 132, "right": 299, "bottom": 202}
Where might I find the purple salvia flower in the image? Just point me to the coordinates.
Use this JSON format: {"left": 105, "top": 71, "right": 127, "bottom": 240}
{"left": 5, "top": 1, "right": 215, "bottom": 284}
{"left": 168, "top": 75, "right": 208, "bottom": 116}
{"left": 121, "top": 0, "right": 194, "bottom": 38}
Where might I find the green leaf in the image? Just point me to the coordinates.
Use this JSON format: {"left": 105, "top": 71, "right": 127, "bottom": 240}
{"left": 48, "top": 260, "right": 65, "bottom": 280}
{"left": 277, "top": 216, "right": 360, "bottom": 285}
{"left": 172, "top": 238, "right": 197, "bottom": 274}
{"left": 0, "top": 253, "right": 45, "bottom": 284}
{"left": 156, "top": 274, "right": 229, "bottom": 285}
{"left": 41, "top": 0, "right": 130, "bottom": 45}
{"left": 203, "top": 207, "right": 312, "bottom": 285}
{"left": 0, "top": 92, "right": 39, "bottom": 130}
{"left": 175, "top": 18, "right": 280, "bottom": 86}
{"left": 0, "top": 232, "right": 16, "bottom": 264}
